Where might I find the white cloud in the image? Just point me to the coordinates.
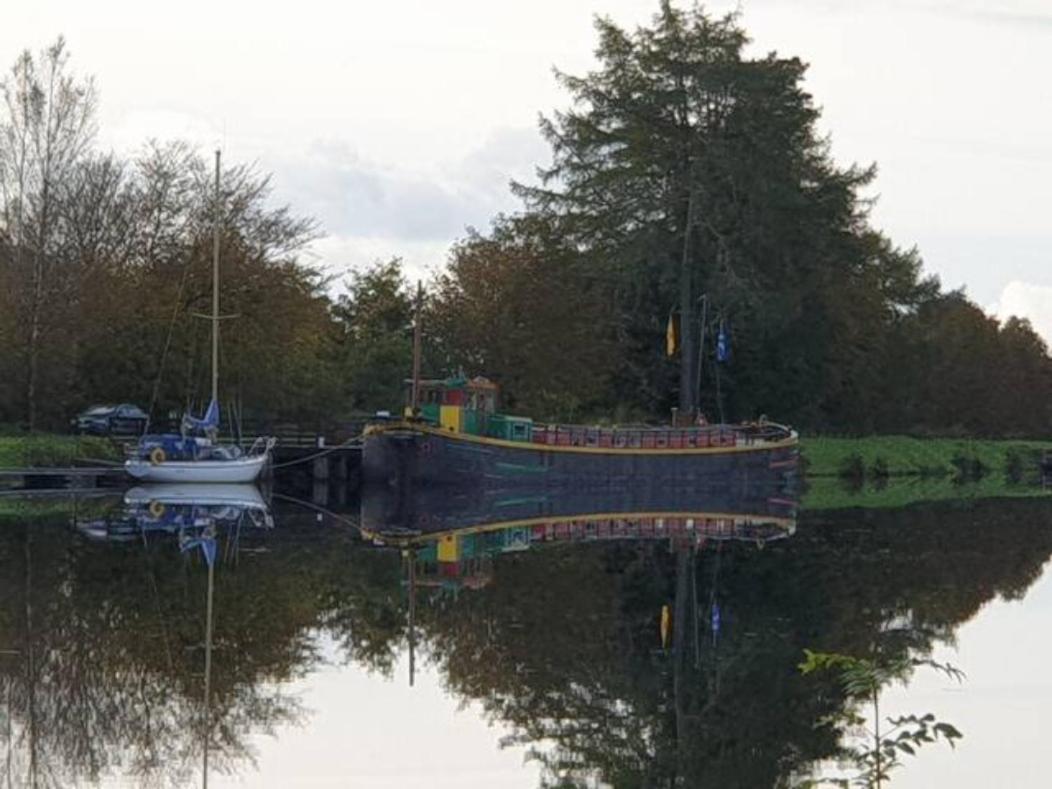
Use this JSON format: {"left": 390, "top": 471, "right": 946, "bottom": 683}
{"left": 989, "top": 281, "right": 1052, "bottom": 346}
{"left": 261, "top": 129, "right": 542, "bottom": 243}
{"left": 258, "top": 128, "right": 547, "bottom": 292}
{"left": 101, "top": 109, "right": 223, "bottom": 155}
{"left": 305, "top": 235, "right": 450, "bottom": 290}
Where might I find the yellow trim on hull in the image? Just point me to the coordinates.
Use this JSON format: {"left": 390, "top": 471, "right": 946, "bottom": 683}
{"left": 363, "top": 509, "right": 797, "bottom": 546}
{"left": 364, "top": 420, "right": 798, "bottom": 456}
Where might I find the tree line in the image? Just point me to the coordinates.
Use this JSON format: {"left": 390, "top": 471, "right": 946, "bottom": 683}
{"left": 2, "top": 9, "right": 1050, "bottom": 437}
{"left": 0, "top": 38, "right": 339, "bottom": 432}
{"left": 426, "top": 2, "right": 1052, "bottom": 436}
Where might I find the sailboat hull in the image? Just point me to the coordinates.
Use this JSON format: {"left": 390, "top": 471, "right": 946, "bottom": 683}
{"left": 125, "top": 454, "right": 268, "bottom": 483}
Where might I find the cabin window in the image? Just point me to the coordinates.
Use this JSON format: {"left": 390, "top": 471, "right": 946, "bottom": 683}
{"left": 419, "top": 388, "right": 441, "bottom": 405}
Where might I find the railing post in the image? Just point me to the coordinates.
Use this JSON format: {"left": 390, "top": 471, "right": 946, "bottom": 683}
{"left": 313, "top": 434, "right": 329, "bottom": 482}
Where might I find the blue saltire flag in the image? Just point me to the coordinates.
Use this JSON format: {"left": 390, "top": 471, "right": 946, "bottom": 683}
{"left": 716, "top": 323, "right": 730, "bottom": 363}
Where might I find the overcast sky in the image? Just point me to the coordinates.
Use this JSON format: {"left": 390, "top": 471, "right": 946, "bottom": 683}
{"left": 4, "top": 1, "right": 1051, "bottom": 338}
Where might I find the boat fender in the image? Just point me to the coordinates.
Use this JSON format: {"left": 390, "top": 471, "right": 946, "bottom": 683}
{"left": 149, "top": 500, "right": 166, "bottom": 518}
{"left": 149, "top": 447, "right": 166, "bottom": 465}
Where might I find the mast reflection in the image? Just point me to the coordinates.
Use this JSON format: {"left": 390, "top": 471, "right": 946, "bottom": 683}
{"left": 78, "top": 483, "right": 272, "bottom": 789}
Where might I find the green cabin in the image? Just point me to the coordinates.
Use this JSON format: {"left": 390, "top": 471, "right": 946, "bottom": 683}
{"left": 407, "top": 376, "right": 533, "bottom": 442}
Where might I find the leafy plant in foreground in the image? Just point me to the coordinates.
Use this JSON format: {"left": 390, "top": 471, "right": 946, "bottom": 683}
{"left": 798, "top": 649, "right": 964, "bottom": 788}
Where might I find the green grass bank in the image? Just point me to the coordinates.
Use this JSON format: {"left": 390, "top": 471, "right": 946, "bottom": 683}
{"left": 0, "top": 434, "right": 120, "bottom": 469}
{"left": 801, "top": 436, "right": 1052, "bottom": 479}
{"left": 802, "top": 475, "right": 1052, "bottom": 511}
{"left": 0, "top": 493, "right": 119, "bottom": 524}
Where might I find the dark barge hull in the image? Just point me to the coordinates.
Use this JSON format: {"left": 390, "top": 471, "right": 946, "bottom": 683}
{"left": 363, "top": 422, "right": 798, "bottom": 491}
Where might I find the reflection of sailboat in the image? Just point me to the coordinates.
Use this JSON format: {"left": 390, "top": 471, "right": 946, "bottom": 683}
{"left": 75, "top": 483, "right": 272, "bottom": 542}
{"left": 125, "top": 150, "right": 274, "bottom": 484}
{"left": 125, "top": 483, "right": 270, "bottom": 513}
{"left": 0, "top": 485, "right": 315, "bottom": 786}
{"left": 101, "top": 487, "right": 235, "bottom": 789}
{"left": 199, "top": 525, "right": 217, "bottom": 789}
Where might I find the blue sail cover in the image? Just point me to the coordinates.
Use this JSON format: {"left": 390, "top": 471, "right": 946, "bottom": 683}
{"left": 184, "top": 398, "right": 220, "bottom": 434}
{"left": 180, "top": 534, "right": 217, "bottom": 567}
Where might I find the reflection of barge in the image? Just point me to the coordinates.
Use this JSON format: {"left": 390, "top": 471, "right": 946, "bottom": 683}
{"left": 363, "top": 377, "right": 798, "bottom": 488}
{"left": 362, "top": 472, "right": 795, "bottom": 538}
{"left": 366, "top": 509, "right": 795, "bottom": 551}
{"left": 363, "top": 486, "right": 795, "bottom": 597}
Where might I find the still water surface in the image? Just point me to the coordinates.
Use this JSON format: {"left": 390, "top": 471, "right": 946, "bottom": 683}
{"left": 1, "top": 486, "right": 1051, "bottom": 787}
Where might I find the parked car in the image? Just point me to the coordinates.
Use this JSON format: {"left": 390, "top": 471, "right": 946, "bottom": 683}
{"left": 72, "top": 404, "right": 149, "bottom": 436}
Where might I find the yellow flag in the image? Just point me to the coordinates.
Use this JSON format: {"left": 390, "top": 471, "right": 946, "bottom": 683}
{"left": 666, "top": 313, "right": 678, "bottom": 357}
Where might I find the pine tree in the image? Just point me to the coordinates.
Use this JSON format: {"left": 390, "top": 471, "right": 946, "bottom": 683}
{"left": 515, "top": 2, "right": 934, "bottom": 427}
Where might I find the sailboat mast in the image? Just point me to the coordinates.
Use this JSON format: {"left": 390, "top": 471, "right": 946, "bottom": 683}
{"left": 211, "top": 149, "right": 221, "bottom": 407}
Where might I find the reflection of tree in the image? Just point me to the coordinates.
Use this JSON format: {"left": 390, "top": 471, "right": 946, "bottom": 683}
{"left": 2, "top": 495, "right": 1051, "bottom": 786}
{"left": 407, "top": 498, "right": 1052, "bottom": 788}
{"left": 421, "top": 544, "right": 661, "bottom": 787}
{"left": 0, "top": 505, "right": 401, "bottom": 786}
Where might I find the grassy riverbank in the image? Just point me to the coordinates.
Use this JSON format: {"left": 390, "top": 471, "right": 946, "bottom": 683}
{"left": 801, "top": 436, "right": 1052, "bottom": 480}
{"left": 802, "top": 475, "right": 1052, "bottom": 511}
{"left": 0, "top": 493, "right": 120, "bottom": 523}
{"left": 0, "top": 434, "right": 120, "bottom": 468}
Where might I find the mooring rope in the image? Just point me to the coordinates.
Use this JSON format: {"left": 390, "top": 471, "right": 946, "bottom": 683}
{"left": 85, "top": 433, "right": 364, "bottom": 473}
{"left": 80, "top": 456, "right": 125, "bottom": 468}
{"left": 270, "top": 492, "right": 362, "bottom": 531}
{"left": 269, "top": 434, "right": 364, "bottom": 470}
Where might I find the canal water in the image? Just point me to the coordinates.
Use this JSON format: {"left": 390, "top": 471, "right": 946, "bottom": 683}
{"left": 1, "top": 486, "right": 1050, "bottom": 787}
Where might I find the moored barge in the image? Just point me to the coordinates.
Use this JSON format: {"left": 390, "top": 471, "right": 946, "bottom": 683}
{"left": 363, "top": 376, "right": 798, "bottom": 488}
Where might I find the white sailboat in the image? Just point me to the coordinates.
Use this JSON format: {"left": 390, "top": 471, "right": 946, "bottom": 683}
{"left": 126, "top": 150, "right": 274, "bottom": 483}
{"left": 124, "top": 437, "right": 272, "bottom": 483}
